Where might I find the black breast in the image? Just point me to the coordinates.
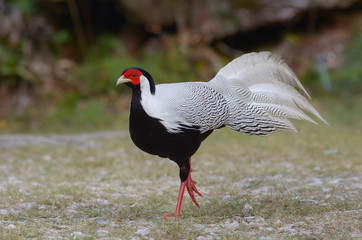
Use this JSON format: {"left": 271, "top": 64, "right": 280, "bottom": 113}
{"left": 129, "top": 91, "right": 212, "bottom": 163}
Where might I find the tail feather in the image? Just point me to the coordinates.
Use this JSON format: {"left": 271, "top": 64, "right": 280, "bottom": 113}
{"left": 211, "top": 52, "right": 328, "bottom": 135}
{"left": 216, "top": 52, "right": 311, "bottom": 98}
{"left": 249, "top": 83, "right": 328, "bottom": 125}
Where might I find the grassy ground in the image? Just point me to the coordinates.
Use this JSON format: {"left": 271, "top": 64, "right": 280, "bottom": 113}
{"left": 0, "top": 96, "right": 361, "bottom": 239}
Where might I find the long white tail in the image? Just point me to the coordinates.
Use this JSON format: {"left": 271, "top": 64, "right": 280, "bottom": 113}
{"left": 211, "top": 52, "right": 328, "bottom": 135}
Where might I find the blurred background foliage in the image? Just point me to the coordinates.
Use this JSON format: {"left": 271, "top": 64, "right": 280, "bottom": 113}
{"left": 0, "top": 0, "right": 361, "bottom": 133}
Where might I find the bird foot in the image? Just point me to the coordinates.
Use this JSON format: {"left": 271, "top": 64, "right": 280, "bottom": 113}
{"left": 162, "top": 214, "right": 180, "bottom": 219}
{"left": 163, "top": 172, "right": 202, "bottom": 219}
{"left": 186, "top": 174, "right": 202, "bottom": 207}
{"left": 163, "top": 159, "right": 202, "bottom": 219}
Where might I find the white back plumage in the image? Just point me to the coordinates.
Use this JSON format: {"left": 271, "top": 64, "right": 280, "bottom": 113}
{"left": 142, "top": 82, "right": 228, "bottom": 133}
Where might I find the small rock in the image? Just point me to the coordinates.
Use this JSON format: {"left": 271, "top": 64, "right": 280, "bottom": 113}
{"left": 71, "top": 231, "right": 84, "bottom": 238}
{"left": 328, "top": 178, "right": 342, "bottom": 185}
{"left": 306, "top": 177, "right": 323, "bottom": 186}
{"left": 222, "top": 195, "right": 232, "bottom": 202}
{"left": 97, "top": 229, "right": 108, "bottom": 235}
{"left": 5, "top": 224, "right": 17, "bottom": 230}
{"left": 197, "top": 236, "right": 214, "bottom": 240}
{"left": 243, "top": 203, "right": 253, "bottom": 212}
{"left": 259, "top": 237, "right": 275, "bottom": 240}
{"left": 324, "top": 149, "right": 338, "bottom": 155}
{"left": 130, "top": 202, "right": 139, "bottom": 207}
{"left": 135, "top": 227, "right": 150, "bottom": 237}
{"left": 228, "top": 220, "right": 239, "bottom": 228}
{"left": 298, "top": 199, "right": 319, "bottom": 205}
{"left": 96, "top": 199, "right": 110, "bottom": 205}
{"left": 39, "top": 205, "right": 47, "bottom": 210}
{"left": 42, "top": 154, "right": 52, "bottom": 161}
{"left": 0, "top": 209, "right": 8, "bottom": 215}
{"left": 259, "top": 226, "right": 275, "bottom": 231}
{"left": 96, "top": 220, "right": 109, "bottom": 226}
{"left": 244, "top": 216, "right": 265, "bottom": 225}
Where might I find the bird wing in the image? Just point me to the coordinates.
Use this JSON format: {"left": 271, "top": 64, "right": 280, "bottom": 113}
{"left": 154, "top": 82, "right": 229, "bottom": 133}
{"left": 209, "top": 51, "right": 328, "bottom": 135}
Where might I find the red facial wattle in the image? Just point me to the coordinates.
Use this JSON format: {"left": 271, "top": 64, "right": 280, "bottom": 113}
{"left": 123, "top": 69, "right": 142, "bottom": 85}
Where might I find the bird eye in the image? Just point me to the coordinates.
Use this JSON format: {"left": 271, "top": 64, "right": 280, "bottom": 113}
{"left": 132, "top": 73, "right": 137, "bottom": 77}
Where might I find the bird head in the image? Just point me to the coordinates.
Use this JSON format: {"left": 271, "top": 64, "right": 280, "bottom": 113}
{"left": 117, "top": 67, "right": 155, "bottom": 94}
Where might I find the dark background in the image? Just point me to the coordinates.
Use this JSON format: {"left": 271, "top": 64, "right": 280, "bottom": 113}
{"left": 0, "top": 0, "right": 361, "bottom": 132}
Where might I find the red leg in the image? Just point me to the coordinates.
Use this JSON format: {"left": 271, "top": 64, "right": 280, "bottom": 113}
{"left": 163, "top": 180, "right": 186, "bottom": 218}
{"left": 163, "top": 158, "right": 202, "bottom": 219}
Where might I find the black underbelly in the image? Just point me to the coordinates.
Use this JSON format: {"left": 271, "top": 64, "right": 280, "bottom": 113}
{"left": 130, "top": 119, "right": 212, "bottom": 160}
{"left": 129, "top": 111, "right": 212, "bottom": 161}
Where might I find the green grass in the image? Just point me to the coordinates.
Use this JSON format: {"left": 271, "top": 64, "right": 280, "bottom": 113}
{"left": 0, "top": 97, "right": 361, "bottom": 239}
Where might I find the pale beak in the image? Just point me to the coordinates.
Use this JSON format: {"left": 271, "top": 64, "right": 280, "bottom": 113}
{"left": 116, "top": 75, "right": 131, "bottom": 86}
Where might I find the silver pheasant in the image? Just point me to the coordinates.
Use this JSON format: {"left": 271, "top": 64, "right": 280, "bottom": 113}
{"left": 117, "top": 51, "right": 328, "bottom": 218}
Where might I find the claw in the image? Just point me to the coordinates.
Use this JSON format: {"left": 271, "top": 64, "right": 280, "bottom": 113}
{"left": 193, "top": 185, "right": 202, "bottom": 196}
{"left": 163, "top": 214, "right": 180, "bottom": 219}
{"left": 186, "top": 176, "right": 202, "bottom": 207}
{"left": 186, "top": 186, "right": 198, "bottom": 206}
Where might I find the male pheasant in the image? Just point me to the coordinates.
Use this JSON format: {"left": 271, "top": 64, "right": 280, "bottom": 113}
{"left": 116, "top": 52, "right": 327, "bottom": 218}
